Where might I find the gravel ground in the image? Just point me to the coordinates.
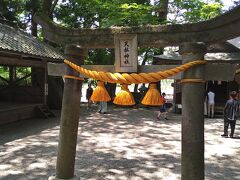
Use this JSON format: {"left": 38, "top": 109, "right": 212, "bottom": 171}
{"left": 0, "top": 104, "right": 240, "bottom": 180}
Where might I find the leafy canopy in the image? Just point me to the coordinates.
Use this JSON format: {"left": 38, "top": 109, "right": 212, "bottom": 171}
{"left": 0, "top": 0, "right": 228, "bottom": 65}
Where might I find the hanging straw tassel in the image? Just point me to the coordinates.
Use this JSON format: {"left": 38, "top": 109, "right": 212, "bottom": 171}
{"left": 90, "top": 81, "right": 111, "bottom": 102}
{"left": 113, "top": 84, "right": 135, "bottom": 106}
{"left": 141, "top": 83, "right": 164, "bottom": 106}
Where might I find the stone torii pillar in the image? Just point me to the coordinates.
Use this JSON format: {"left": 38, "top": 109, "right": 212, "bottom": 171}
{"left": 50, "top": 45, "right": 86, "bottom": 180}
{"left": 180, "top": 42, "right": 206, "bottom": 180}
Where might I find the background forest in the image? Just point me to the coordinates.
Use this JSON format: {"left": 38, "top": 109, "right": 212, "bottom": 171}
{"left": 0, "top": 0, "right": 239, "bottom": 93}
{"left": 1, "top": 0, "right": 239, "bottom": 66}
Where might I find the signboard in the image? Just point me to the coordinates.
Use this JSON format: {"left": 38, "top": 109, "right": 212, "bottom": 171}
{"left": 114, "top": 34, "right": 138, "bottom": 72}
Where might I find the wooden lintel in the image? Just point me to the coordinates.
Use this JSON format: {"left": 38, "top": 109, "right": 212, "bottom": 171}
{"left": 47, "top": 63, "right": 67, "bottom": 76}
{"left": 0, "top": 56, "right": 45, "bottom": 67}
{"left": 154, "top": 53, "right": 240, "bottom": 62}
{"left": 0, "top": 50, "right": 62, "bottom": 63}
{"left": 139, "top": 65, "right": 180, "bottom": 79}
{"left": 47, "top": 63, "right": 115, "bottom": 77}
{"left": 205, "top": 63, "right": 236, "bottom": 81}
{"left": 205, "top": 52, "right": 240, "bottom": 61}
{"left": 140, "top": 64, "right": 236, "bottom": 81}
{"left": 82, "top": 65, "right": 115, "bottom": 72}
{"left": 48, "top": 63, "right": 236, "bottom": 81}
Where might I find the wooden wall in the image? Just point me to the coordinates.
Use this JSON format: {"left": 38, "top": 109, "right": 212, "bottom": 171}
{"left": 0, "top": 55, "right": 47, "bottom": 104}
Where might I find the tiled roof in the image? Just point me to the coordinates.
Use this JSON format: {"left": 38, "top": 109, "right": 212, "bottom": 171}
{"left": 0, "top": 22, "right": 64, "bottom": 60}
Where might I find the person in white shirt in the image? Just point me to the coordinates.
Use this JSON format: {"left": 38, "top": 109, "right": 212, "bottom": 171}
{"left": 204, "top": 91, "right": 208, "bottom": 116}
{"left": 207, "top": 90, "right": 215, "bottom": 118}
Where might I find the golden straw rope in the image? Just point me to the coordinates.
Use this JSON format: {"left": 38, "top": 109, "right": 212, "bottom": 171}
{"left": 64, "top": 60, "right": 207, "bottom": 84}
{"left": 64, "top": 75, "right": 84, "bottom": 81}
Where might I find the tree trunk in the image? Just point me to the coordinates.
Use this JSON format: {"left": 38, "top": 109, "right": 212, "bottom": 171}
{"left": 42, "top": 0, "right": 54, "bottom": 19}
{"left": 31, "top": 11, "right": 38, "bottom": 37}
{"left": 154, "top": 0, "right": 169, "bottom": 22}
{"left": 152, "top": 0, "right": 169, "bottom": 91}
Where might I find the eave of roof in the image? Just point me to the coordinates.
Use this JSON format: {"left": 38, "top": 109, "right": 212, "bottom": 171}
{"left": 0, "top": 22, "right": 64, "bottom": 61}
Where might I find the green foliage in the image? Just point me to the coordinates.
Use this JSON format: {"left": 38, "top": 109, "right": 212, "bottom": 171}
{"left": 0, "top": 0, "right": 26, "bottom": 27}
{"left": 55, "top": 0, "right": 101, "bottom": 28}
{"left": 200, "top": 3, "right": 223, "bottom": 20}
{"left": 16, "top": 67, "right": 31, "bottom": 78}
{"left": 0, "top": 66, "right": 9, "bottom": 78}
{"left": 0, "top": 66, "right": 32, "bottom": 86}
{"left": 169, "top": 0, "right": 223, "bottom": 23}
{"left": 0, "top": 0, "right": 230, "bottom": 66}
{"left": 55, "top": 0, "right": 159, "bottom": 65}
{"left": 0, "top": 66, "right": 9, "bottom": 85}
{"left": 53, "top": 0, "right": 225, "bottom": 65}
{"left": 85, "top": 49, "right": 115, "bottom": 65}
{"left": 138, "top": 47, "right": 163, "bottom": 65}
{"left": 184, "top": 2, "right": 223, "bottom": 22}
{"left": 100, "top": 2, "right": 160, "bottom": 27}
{"left": 55, "top": 0, "right": 158, "bottom": 28}
{"left": 16, "top": 67, "right": 32, "bottom": 86}
{"left": 0, "top": 0, "right": 55, "bottom": 37}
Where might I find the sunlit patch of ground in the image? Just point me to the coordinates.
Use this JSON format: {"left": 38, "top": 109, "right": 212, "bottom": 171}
{"left": 0, "top": 105, "right": 239, "bottom": 179}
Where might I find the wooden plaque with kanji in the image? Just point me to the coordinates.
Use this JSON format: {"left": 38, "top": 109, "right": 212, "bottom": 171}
{"left": 114, "top": 34, "right": 137, "bottom": 72}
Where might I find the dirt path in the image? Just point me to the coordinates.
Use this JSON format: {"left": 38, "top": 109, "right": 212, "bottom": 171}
{"left": 0, "top": 105, "right": 240, "bottom": 180}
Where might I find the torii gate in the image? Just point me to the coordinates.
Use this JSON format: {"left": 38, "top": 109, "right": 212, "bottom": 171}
{"left": 34, "top": 5, "right": 240, "bottom": 180}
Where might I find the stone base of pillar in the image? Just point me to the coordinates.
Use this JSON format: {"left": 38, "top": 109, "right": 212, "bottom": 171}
{"left": 48, "top": 175, "right": 79, "bottom": 180}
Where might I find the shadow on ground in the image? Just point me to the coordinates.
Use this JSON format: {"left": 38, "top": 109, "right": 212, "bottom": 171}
{"left": 0, "top": 105, "right": 240, "bottom": 179}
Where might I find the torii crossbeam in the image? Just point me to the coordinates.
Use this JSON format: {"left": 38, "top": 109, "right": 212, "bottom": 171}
{"left": 34, "top": 6, "right": 240, "bottom": 48}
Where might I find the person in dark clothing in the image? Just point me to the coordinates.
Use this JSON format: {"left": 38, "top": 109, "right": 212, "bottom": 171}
{"left": 86, "top": 83, "right": 93, "bottom": 110}
{"left": 222, "top": 91, "right": 239, "bottom": 138}
{"left": 138, "top": 84, "right": 148, "bottom": 102}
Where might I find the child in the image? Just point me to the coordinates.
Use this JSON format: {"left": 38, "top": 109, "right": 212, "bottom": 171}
{"left": 157, "top": 93, "right": 168, "bottom": 120}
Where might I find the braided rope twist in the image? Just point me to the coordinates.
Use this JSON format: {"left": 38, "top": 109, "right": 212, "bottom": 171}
{"left": 64, "top": 59, "right": 206, "bottom": 84}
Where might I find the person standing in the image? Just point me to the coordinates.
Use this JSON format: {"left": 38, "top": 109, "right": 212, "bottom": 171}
{"left": 86, "top": 83, "right": 93, "bottom": 110}
{"left": 207, "top": 89, "right": 215, "bottom": 118}
{"left": 222, "top": 91, "right": 239, "bottom": 138}
{"left": 138, "top": 84, "right": 148, "bottom": 101}
{"left": 204, "top": 90, "right": 208, "bottom": 117}
{"left": 98, "top": 101, "right": 108, "bottom": 114}
{"left": 157, "top": 92, "right": 168, "bottom": 120}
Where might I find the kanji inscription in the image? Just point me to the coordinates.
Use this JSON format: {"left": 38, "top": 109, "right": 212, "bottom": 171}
{"left": 115, "top": 34, "right": 137, "bottom": 72}
{"left": 121, "top": 40, "right": 131, "bottom": 66}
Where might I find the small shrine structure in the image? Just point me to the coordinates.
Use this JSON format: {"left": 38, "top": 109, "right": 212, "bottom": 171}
{"left": 0, "top": 19, "right": 63, "bottom": 124}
